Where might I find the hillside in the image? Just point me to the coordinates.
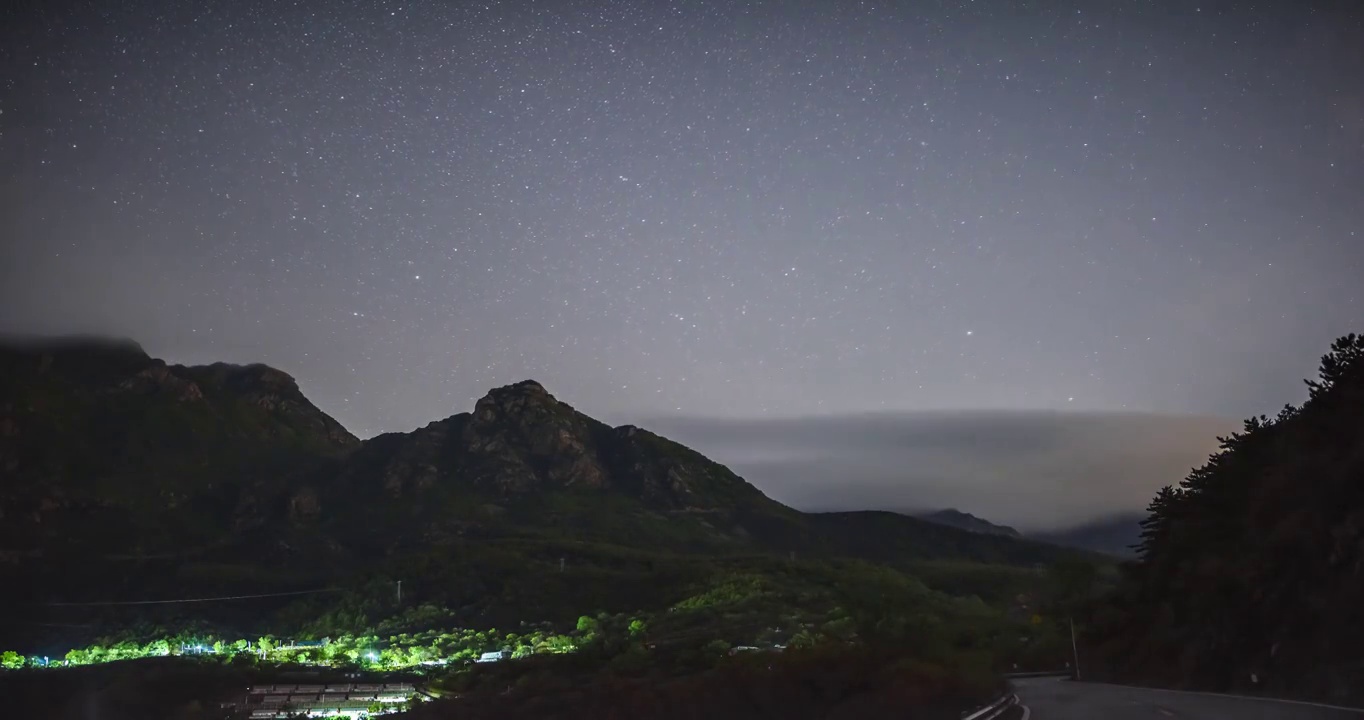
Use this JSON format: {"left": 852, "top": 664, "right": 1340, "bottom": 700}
{"left": 0, "top": 336, "right": 1109, "bottom": 718}
{"left": 1084, "top": 333, "right": 1364, "bottom": 705}
{"left": 0, "top": 335, "right": 356, "bottom": 556}
{"left": 0, "top": 335, "right": 1098, "bottom": 708}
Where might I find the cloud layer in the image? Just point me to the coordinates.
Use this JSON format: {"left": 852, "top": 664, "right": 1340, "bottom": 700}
{"left": 643, "top": 411, "right": 1238, "bottom": 531}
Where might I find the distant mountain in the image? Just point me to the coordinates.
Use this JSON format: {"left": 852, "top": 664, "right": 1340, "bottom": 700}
{"left": 913, "top": 508, "right": 1146, "bottom": 558}
{"left": 1029, "top": 513, "right": 1143, "bottom": 557}
{"left": 914, "top": 509, "right": 1021, "bottom": 538}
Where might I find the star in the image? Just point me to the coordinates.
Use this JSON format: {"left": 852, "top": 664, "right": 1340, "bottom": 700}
{"left": 0, "top": 0, "right": 1356, "bottom": 440}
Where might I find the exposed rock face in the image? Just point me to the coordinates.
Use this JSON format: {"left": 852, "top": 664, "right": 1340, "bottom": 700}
{"left": 289, "top": 486, "right": 322, "bottom": 522}
{"left": 193, "top": 362, "right": 359, "bottom": 448}
{"left": 323, "top": 380, "right": 769, "bottom": 521}
{"left": 116, "top": 363, "right": 205, "bottom": 402}
{"left": 610, "top": 424, "right": 728, "bottom": 509}
{"left": 376, "top": 419, "right": 453, "bottom": 497}
{"left": 464, "top": 380, "right": 608, "bottom": 493}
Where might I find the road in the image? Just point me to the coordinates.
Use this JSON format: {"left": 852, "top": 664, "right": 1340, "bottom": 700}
{"left": 1011, "top": 677, "right": 1364, "bottom": 720}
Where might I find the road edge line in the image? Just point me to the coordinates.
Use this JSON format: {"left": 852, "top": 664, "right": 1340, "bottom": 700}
{"left": 962, "top": 692, "right": 1016, "bottom": 720}
{"left": 1070, "top": 681, "right": 1364, "bottom": 713}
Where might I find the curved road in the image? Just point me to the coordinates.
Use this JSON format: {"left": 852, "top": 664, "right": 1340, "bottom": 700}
{"left": 1011, "top": 677, "right": 1364, "bottom": 720}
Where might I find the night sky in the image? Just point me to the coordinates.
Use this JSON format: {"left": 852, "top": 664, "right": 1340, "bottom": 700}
{"left": 2, "top": 0, "right": 1362, "bottom": 440}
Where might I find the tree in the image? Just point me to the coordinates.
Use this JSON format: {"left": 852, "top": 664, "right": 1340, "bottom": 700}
{"left": 1087, "top": 333, "right": 1364, "bottom": 697}
{"left": 1, "top": 651, "right": 24, "bottom": 670}
{"left": 1045, "top": 557, "right": 1099, "bottom": 614}
{"left": 576, "top": 615, "right": 600, "bottom": 641}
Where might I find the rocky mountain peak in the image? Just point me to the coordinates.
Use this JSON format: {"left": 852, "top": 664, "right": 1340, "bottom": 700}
{"left": 464, "top": 380, "right": 608, "bottom": 493}
{"left": 473, "top": 379, "right": 554, "bottom": 421}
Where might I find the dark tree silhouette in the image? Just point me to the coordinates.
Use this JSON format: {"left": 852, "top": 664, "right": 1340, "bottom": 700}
{"left": 1085, "top": 333, "right": 1364, "bottom": 704}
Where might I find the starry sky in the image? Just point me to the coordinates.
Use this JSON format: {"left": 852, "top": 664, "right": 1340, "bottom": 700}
{"left": 2, "top": 0, "right": 1362, "bottom": 441}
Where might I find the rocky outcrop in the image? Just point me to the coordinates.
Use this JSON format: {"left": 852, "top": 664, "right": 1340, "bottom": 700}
{"left": 289, "top": 486, "right": 322, "bottom": 522}
{"left": 608, "top": 424, "right": 745, "bottom": 510}
{"left": 189, "top": 362, "right": 359, "bottom": 448}
{"left": 321, "top": 381, "right": 771, "bottom": 527}
{"left": 463, "top": 380, "right": 609, "bottom": 493}
{"left": 115, "top": 363, "right": 205, "bottom": 402}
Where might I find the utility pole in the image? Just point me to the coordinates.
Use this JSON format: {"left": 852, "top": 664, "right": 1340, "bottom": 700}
{"left": 1069, "top": 616, "right": 1082, "bottom": 680}
{"left": 396, "top": 580, "right": 402, "bottom": 605}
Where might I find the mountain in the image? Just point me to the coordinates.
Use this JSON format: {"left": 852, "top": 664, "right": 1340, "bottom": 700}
{"left": 914, "top": 509, "right": 1145, "bottom": 558}
{"left": 1085, "top": 333, "right": 1364, "bottom": 705}
{"left": 1029, "top": 513, "right": 1143, "bottom": 557}
{"left": 0, "top": 335, "right": 357, "bottom": 557}
{"left": 294, "top": 378, "right": 1074, "bottom": 567}
{"left": 0, "top": 336, "right": 1087, "bottom": 573}
{"left": 914, "top": 509, "right": 1021, "bottom": 537}
{"left": 0, "top": 335, "right": 1089, "bottom": 655}
{"left": 291, "top": 378, "right": 799, "bottom": 557}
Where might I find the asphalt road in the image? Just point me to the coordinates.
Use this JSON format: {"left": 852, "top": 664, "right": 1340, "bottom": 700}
{"left": 1011, "top": 677, "right": 1364, "bottom": 720}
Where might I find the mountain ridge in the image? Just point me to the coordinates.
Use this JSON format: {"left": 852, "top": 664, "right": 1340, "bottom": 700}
{"left": 1030, "top": 513, "right": 1143, "bottom": 557}
{"left": 0, "top": 335, "right": 1092, "bottom": 654}
{"left": 913, "top": 509, "right": 1022, "bottom": 537}
{"left": 0, "top": 337, "right": 1088, "bottom": 560}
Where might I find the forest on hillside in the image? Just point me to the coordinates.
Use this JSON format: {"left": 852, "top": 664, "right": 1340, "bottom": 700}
{"left": 1083, "top": 334, "right": 1364, "bottom": 705}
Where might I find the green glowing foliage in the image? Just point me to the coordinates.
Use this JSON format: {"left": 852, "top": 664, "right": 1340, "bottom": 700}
{"left": 0, "top": 651, "right": 24, "bottom": 670}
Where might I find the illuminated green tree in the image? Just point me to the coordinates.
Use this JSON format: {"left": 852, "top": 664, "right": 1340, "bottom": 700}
{"left": 1, "top": 651, "right": 24, "bottom": 670}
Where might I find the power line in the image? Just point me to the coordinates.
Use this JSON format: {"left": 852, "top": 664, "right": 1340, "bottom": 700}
{"left": 47, "top": 588, "right": 342, "bottom": 607}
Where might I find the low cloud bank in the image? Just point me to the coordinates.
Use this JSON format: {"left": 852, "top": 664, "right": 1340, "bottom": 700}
{"left": 642, "top": 411, "right": 1238, "bottom": 531}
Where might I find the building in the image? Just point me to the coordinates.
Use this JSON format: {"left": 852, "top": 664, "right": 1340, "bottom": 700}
{"left": 234, "top": 682, "right": 416, "bottom": 719}
{"left": 475, "top": 649, "right": 511, "bottom": 663}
